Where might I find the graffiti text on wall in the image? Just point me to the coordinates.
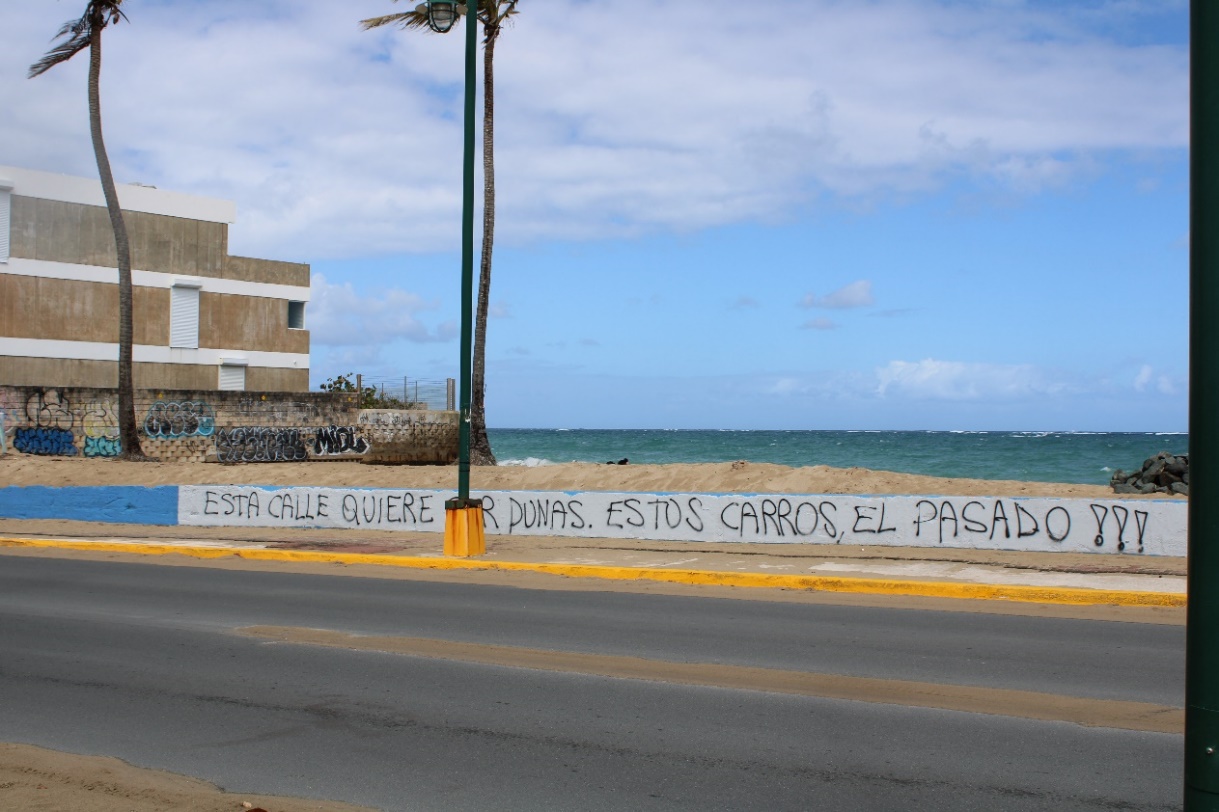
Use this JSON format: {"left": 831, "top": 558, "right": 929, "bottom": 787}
{"left": 179, "top": 487, "right": 1188, "bottom": 556}
{"left": 1, "top": 390, "right": 124, "bottom": 457}
{"left": 14, "top": 427, "right": 77, "bottom": 456}
{"left": 214, "top": 427, "right": 309, "bottom": 463}
{"left": 357, "top": 411, "right": 420, "bottom": 428}
{"left": 144, "top": 401, "right": 216, "bottom": 438}
{"left": 313, "top": 425, "right": 369, "bottom": 456}
{"left": 82, "top": 400, "right": 120, "bottom": 457}
{"left": 14, "top": 390, "right": 78, "bottom": 455}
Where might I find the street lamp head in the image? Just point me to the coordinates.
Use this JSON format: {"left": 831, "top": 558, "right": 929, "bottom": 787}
{"left": 419, "top": 0, "right": 463, "bottom": 34}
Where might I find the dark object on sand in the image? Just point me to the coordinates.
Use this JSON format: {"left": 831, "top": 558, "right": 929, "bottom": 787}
{"left": 606, "top": 458, "right": 629, "bottom": 465}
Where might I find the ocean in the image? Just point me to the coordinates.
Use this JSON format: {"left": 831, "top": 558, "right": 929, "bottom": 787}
{"left": 486, "top": 429, "right": 1188, "bottom": 486}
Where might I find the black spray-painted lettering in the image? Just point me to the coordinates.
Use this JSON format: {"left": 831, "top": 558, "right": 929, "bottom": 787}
{"left": 685, "top": 497, "right": 705, "bottom": 533}
{"left": 510, "top": 498, "right": 586, "bottom": 532}
{"left": 606, "top": 498, "right": 645, "bottom": 529}
{"left": 339, "top": 492, "right": 434, "bottom": 527}
{"left": 852, "top": 503, "right": 897, "bottom": 535}
{"left": 200, "top": 489, "right": 260, "bottom": 518}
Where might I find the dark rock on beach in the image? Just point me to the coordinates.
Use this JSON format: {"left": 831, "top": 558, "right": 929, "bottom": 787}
{"left": 1110, "top": 451, "right": 1189, "bottom": 496}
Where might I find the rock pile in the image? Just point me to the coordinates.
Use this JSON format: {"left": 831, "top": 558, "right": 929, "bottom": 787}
{"left": 1110, "top": 451, "right": 1189, "bottom": 496}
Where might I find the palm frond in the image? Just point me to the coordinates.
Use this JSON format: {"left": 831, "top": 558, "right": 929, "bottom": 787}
{"left": 360, "top": 12, "right": 430, "bottom": 31}
{"left": 28, "top": 12, "right": 93, "bottom": 78}
{"left": 28, "top": 1, "right": 129, "bottom": 78}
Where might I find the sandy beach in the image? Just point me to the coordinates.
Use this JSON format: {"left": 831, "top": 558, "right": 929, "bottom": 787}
{"left": 0, "top": 455, "right": 1150, "bottom": 499}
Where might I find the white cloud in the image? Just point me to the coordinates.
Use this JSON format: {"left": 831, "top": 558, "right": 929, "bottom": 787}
{"left": 1133, "top": 364, "right": 1180, "bottom": 396}
{"left": 802, "top": 317, "right": 839, "bottom": 331}
{"left": 307, "top": 273, "right": 455, "bottom": 347}
{"left": 0, "top": 1, "right": 1186, "bottom": 261}
{"left": 875, "top": 358, "right": 1074, "bottom": 400}
{"left": 1134, "top": 364, "right": 1154, "bottom": 392}
{"left": 800, "top": 280, "right": 875, "bottom": 310}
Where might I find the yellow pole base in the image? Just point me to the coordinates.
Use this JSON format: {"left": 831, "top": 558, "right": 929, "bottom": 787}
{"left": 444, "top": 505, "right": 486, "bottom": 557}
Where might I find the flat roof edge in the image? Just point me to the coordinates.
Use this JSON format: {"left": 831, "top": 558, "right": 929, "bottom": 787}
{"left": 0, "top": 165, "right": 237, "bottom": 224}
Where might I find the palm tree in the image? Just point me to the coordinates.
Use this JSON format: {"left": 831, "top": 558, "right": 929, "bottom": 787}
{"left": 362, "top": 0, "right": 519, "bottom": 466}
{"left": 30, "top": 0, "right": 148, "bottom": 460}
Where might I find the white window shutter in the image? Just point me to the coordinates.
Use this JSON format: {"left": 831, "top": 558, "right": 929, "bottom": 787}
{"left": 218, "top": 364, "right": 246, "bottom": 391}
{"left": 0, "top": 188, "right": 10, "bottom": 263}
{"left": 170, "top": 285, "right": 200, "bottom": 348}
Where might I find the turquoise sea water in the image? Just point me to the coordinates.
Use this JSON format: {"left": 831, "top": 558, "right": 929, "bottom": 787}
{"left": 486, "top": 429, "right": 1188, "bottom": 486}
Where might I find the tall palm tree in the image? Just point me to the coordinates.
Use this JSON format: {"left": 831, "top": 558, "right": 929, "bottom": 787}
{"left": 30, "top": 0, "right": 147, "bottom": 460}
{"left": 362, "top": 0, "right": 519, "bottom": 466}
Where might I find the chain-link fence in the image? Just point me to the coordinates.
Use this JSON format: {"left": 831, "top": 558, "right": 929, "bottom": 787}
{"left": 358, "top": 377, "right": 455, "bottom": 411}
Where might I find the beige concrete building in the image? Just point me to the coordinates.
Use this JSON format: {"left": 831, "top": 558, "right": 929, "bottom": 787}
{"left": 0, "top": 165, "right": 310, "bottom": 392}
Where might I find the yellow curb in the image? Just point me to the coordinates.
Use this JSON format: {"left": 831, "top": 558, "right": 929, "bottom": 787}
{"left": 0, "top": 536, "right": 1186, "bottom": 608}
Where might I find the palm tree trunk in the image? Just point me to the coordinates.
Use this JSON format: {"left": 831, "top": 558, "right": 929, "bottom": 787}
{"left": 470, "top": 14, "right": 498, "bottom": 466}
{"left": 88, "top": 20, "right": 145, "bottom": 460}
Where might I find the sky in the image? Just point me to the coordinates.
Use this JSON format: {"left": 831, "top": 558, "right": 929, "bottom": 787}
{"left": 0, "top": 0, "right": 1189, "bottom": 431}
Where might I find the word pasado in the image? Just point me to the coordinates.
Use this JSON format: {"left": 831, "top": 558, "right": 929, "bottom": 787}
{"left": 912, "top": 498, "right": 1150, "bottom": 552}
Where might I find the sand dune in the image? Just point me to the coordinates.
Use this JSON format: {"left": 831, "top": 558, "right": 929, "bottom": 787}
{"left": 0, "top": 455, "right": 1138, "bottom": 499}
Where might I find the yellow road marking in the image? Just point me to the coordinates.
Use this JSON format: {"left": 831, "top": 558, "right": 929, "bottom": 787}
{"left": 240, "top": 625, "right": 1184, "bottom": 734}
{"left": 0, "top": 535, "right": 1186, "bottom": 608}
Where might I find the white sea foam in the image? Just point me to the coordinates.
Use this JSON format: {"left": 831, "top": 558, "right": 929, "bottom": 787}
{"left": 498, "top": 457, "right": 555, "bottom": 467}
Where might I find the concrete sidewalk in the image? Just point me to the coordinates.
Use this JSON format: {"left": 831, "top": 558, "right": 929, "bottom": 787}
{"left": 0, "top": 517, "right": 1186, "bottom": 609}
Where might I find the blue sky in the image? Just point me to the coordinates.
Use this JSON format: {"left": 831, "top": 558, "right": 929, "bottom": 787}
{"left": 1, "top": 0, "right": 1189, "bottom": 431}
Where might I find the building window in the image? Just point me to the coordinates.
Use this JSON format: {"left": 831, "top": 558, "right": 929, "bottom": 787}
{"left": 0, "top": 181, "right": 11, "bottom": 263}
{"left": 288, "top": 300, "right": 306, "bottom": 330}
{"left": 170, "top": 282, "right": 201, "bottom": 349}
{"left": 218, "top": 361, "right": 246, "bottom": 391}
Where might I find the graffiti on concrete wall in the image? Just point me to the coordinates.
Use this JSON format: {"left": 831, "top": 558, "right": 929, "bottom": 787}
{"left": 25, "top": 390, "right": 74, "bottom": 431}
{"left": 177, "top": 486, "right": 1189, "bottom": 556}
{"left": 14, "top": 427, "right": 77, "bottom": 455}
{"left": 82, "top": 400, "right": 121, "bottom": 457}
{"left": 236, "top": 398, "right": 324, "bottom": 420}
{"left": 144, "top": 401, "right": 216, "bottom": 439}
{"left": 313, "top": 425, "right": 369, "bottom": 456}
{"left": 1, "top": 388, "right": 357, "bottom": 461}
{"left": 15, "top": 390, "right": 78, "bottom": 455}
{"left": 358, "top": 411, "right": 420, "bottom": 428}
{"left": 0, "top": 389, "right": 126, "bottom": 457}
{"left": 82, "top": 436, "right": 121, "bottom": 457}
{"left": 214, "top": 427, "right": 309, "bottom": 463}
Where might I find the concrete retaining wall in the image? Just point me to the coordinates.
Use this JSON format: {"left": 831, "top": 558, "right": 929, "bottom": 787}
{"left": 0, "top": 385, "right": 456, "bottom": 464}
{"left": 0, "top": 484, "right": 1188, "bottom": 556}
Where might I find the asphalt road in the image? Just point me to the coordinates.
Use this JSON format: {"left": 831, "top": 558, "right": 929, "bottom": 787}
{"left": 0, "top": 554, "right": 1184, "bottom": 811}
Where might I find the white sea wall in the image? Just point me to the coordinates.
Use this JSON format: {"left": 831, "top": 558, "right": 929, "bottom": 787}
{"left": 178, "top": 486, "right": 1186, "bottom": 556}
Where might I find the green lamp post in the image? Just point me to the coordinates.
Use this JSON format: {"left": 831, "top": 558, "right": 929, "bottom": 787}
{"left": 426, "top": 0, "right": 485, "bottom": 555}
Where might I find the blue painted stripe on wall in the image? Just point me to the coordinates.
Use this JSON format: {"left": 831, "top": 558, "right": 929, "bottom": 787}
{"left": 0, "top": 486, "right": 180, "bottom": 525}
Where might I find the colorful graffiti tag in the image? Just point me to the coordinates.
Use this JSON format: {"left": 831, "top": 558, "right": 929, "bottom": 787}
{"left": 144, "top": 401, "right": 216, "bottom": 438}
{"left": 82, "top": 400, "right": 120, "bottom": 457}
{"left": 14, "top": 427, "right": 77, "bottom": 456}
{"left": 15, "top": 391, "right": 79, "bottom": 455}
